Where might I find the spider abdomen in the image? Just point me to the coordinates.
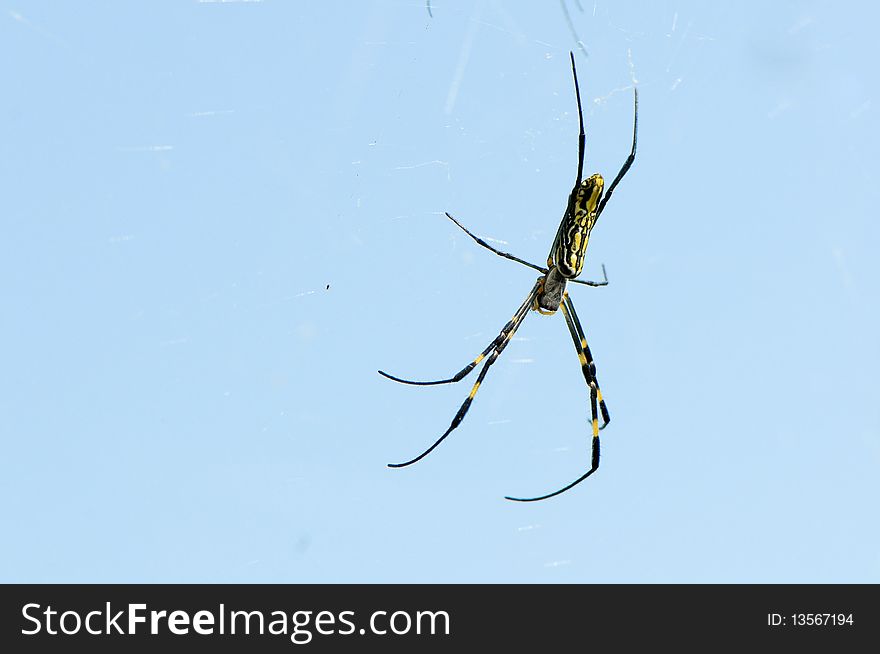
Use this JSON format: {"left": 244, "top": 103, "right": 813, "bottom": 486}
{"left": 554, "top": 174, "right": 604, "bottom": 278}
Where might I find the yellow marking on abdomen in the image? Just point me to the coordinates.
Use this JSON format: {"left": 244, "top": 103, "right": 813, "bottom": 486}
{"left": 468, "top": 381, "right": 481, "bottom": 398}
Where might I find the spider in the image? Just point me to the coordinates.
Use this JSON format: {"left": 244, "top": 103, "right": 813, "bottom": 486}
{"left": 380, "top": 52, "right": 637, "bottom": 502}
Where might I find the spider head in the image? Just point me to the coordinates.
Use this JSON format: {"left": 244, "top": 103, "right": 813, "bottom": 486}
{"left": 577, "top": 174, "right": 604, "bottom": 216}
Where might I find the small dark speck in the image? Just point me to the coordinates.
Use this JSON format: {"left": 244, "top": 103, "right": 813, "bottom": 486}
{"left": 326, "top": 284, "right": 330, "bottom": 290}
{"left": 295, "top": 534, "right": 312, "bottom": 555}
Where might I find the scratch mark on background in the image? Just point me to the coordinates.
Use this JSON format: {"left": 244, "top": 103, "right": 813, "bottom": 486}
{"left": 559, "top": 0, "right": 588, "bottom": 59}
{"left": 445, "top": 1, "right": 484, "bottom": 115}
{"left": 627, "top": 47, "right": 639, "bottom": 85}
{"left": 517, "top": 524, "right": 541, "bottom": 532}
{"left": 832, "top": 247, "right": 859, "bottom": 303}
{"left": 767, "top": 100, "right": 791, "bottom": 119}
{"left": 850, "top": 100, "right": 870, "bottom": 119}
{"left": 117, "top": 145, "right": 175, "bottom": 152}
{"left": 188, "top": 109, "right": 236, "bottom": 118}
{"left": 394, "top": 159, "right": 451, "bottom": 180}
{"left": 8, "top": 9, "right": 65, "bottom": 45}
{"left": 787, "top": 15, "right": 814, "bottom": 35}
{"left": 665, "top": 18, "right": 692, "bottom": 73}
{"left": 592, "top": 84, "right": 636, "bottom": 107}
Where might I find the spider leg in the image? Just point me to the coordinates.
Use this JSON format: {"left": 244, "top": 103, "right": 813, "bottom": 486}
{"left": 378, "top": 278, "right": 539, "bottom": 386}
{"left": 568, "top": 263, "right": 608, "bottom": 287}
{"left": 445, "top": 213, "right": 548, "bottom": 275}
{"left": 388, "top": 281, "right": 541, "bottom": 468}
{"left": 505, "top": 292, "right": 606, "bottom": 502}
{"left": 596, "top": 86, "right": 638, "bottom": 218}
{"left": 569, "top": 51, "right": 586, "bottom": 187}
{"left": 562, "top": 292, "right": 610, "bottom": 428}
{"left": 378, "top": 337, "right": 497, "bottom": 386}
{"left": 544, "top": 53, "right": 587, "bottom": 268}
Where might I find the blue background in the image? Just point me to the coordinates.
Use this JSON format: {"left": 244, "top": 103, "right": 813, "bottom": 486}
{"left": 2, "top": 1, "right": 878, "bottom": 582}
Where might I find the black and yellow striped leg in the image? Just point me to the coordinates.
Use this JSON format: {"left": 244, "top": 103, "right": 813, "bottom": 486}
{"left": 505, "top": 292, "right": 606, "bottom": 502}
{"left": 388, "top": 281, "right": 542, "bottom": 468}
{"left": 379, "top": 338, "right": 497, "bottom": 387}
{"left": 562, "top": 293, "right": 610, "bottom": 427}
{"left": 378, "top": 279, "right": 540, "bottom": 386}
